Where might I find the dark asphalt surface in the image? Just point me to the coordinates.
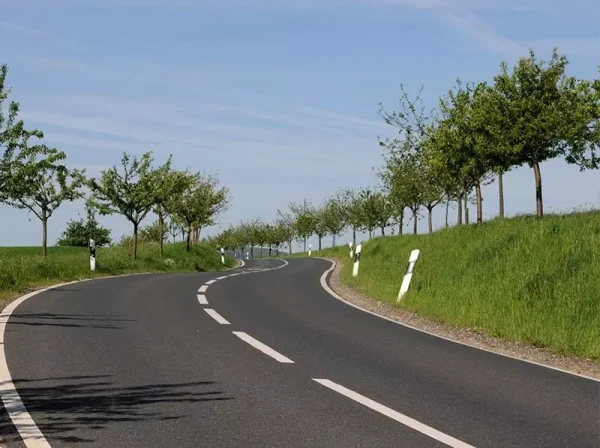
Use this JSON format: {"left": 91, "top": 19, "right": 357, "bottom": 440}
{"left": 2, "top": 258, "right": 599, "bottom": 447}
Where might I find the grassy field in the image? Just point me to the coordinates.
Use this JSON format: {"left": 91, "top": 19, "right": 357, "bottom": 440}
{"left": 0, "top": 242, "right": 235, "bottom": 305}
{"left": 291, "top": 211, "right": 600, "bottom": 361}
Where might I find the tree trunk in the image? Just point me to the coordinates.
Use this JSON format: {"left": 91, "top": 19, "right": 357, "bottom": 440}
{"left": 197, "top": 226, "right": 202, "bottom": 242}
{"left": 399, "top": 212, "right": 403, "bottom": 235}
{"left": 413, "top": 209, "right": 418, "bottom": 235}
{"left": 303, "top": 237, "right": 307, "bottom": 252}
{"left": 42, "top": 213, "right": 48, "bottom": 259}
{"left": 332, "top": 233, "right": 336, "bottom": 247}
{"left": 251, "top": 245, "right": 254, "bottom": 259}
{"left": 445, "top": 197, "right": 450, "bottom": 228}
{"left": 427, "top": 206, "right": 433, "bottom": 234}
{"left": 269, "top": 245, "right": 272, "bottom": 257}
{"left": 352, "top": 228, "right": 356, "bottom": 246}
{"left": 533, "top": 161, "right": 543, "bottom": 217}
{"left": 381, "top": 226, "right": 385, "bottom": 236}
{"left": 318, "top": 235, "right": 322, "bottom": 250}
{"left": 475, "top": 181, "right": 483, "bottom": 224}
{"left": 158, "top": 214, "right": 164, "bottom": 258}
{"left": 457, "top": 194, "right": 463, "bottom": 225}
{"left": 464, "top": 195, "right": 469, "bottom": 225}
{"left": 186, "top": 225, "right": 192, "bottom": 252}
{"left": 498, "top": 172, "right": 505, "bottom": 219}
{"left": 133, "top": 222, "right": 139, "bottom": 259}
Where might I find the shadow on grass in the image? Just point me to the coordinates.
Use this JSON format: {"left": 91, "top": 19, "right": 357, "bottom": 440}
{"left": 0, "top": 375, "right": 233, "bottom": 444}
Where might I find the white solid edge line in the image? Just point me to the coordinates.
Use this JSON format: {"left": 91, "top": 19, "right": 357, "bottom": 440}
{"left": 197, "top": 294, "right": 208, "bottom": 305}
{"left": 198, "top": 285, "right": 208, "bottom": 293}
{"left": 316, "top": 258, "right": 600, "bottom": 383}
{"left": 205, "top": 280, "right": 217, "bottom": 285}
{"left": 0, "top": 286, "right": 59, "bottom": 448}
{"left": 216, "top": 276, "right": 228, "bottom": 280}
{"left": 232, "top": 331, "right": 294, "bottom": 363}
{"left": 313, "top": 379, "right": 474, "bottom": 448}
{"left": 204, "top": 308, "right": 230, "bottom": 325}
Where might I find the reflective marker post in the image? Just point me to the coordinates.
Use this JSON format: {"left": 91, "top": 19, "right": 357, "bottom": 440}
{"left": 348, "top": 242, "right": 353, "bottom": 259}
{"left": 89, "top": 239, "right": 96, "bottom": 272}
{"left": 308, "top": 244, "right": 312, "bottom": 257}
{"left": 352, "top": 244, "right": 362, "bottom": 277}
{"left": 398, "top": 249, "right": 420, "bottom": 301}
{"left": 221, "top": 247, "right": 225, "bottom": 265}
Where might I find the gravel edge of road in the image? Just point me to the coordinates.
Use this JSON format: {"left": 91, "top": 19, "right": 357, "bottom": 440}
{"left": 324, "top": 258, "right": 600, "bottom": 381}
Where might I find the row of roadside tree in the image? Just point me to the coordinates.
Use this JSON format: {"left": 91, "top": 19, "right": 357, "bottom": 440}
{"left": 208, "top": 48, "right": 600, "bottom": 255}
{"left": 0, "top": 64, "right": 229, "bottom": 258}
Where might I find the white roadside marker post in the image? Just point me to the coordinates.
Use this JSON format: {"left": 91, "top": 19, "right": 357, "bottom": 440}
{"left": 308, "top": 244, "right": 312, "bottom": 257}
{"left": 398, "top": 249, "right": 420, "bottom": 300}
{"left": 221, "top": 247, "right": 225, "bottom": 265}
{"left": 246, "top": 252, "right": 249, "bottom": 260}
{"left": 348, "top": 242, "right": 353, "bottom": 258}
{"left": 352, "top": 244, "right": 362, "bottom": 277}
{"left": 89, "top": 239, "right": 96, "bottom": 272}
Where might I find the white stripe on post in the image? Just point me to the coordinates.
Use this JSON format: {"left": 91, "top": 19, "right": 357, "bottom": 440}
{"left": 308, "top": 244, "right": 312, "bottom": 257}
{"left": 352, "top": 244, "right": 362, "bottom": 277}
{"left": 348, "top": 242, "right": 353, "bottom": 259}
{"left": 398, "top": 249, "right": 420, "bottom": 300}
{"left": 221, "top": 247, "right": 225, "bottom": 265}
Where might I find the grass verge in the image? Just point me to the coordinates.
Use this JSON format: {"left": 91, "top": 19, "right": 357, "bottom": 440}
{"left": 288, "top": 211, "right": 600, "bottom": 361}
{"left": 0, "top": 242, "right": 235, "bottom": 307}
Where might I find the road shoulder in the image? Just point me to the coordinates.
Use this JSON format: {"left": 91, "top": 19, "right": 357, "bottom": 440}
{"left": 323, "top": 258, "right": 600, "bottom": 381}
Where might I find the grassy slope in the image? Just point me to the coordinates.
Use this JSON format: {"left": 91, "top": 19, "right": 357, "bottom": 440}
{"left": 0, "top": 242, "right": 235, "bottom": 304}
{"left": 291, "top": 212, "right": 600, "bottom": 361}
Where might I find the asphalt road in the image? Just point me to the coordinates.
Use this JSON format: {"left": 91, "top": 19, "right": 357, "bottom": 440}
{"left": 1, "top": 258, "right": 599, "bottom": 447}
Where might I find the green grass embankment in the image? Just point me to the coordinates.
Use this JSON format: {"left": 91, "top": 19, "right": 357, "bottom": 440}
{"left": 292, "top": 212, "right": 600, "bottom": 361}
{"left": 0, "top": 242, "right": 235, "bottom": 305}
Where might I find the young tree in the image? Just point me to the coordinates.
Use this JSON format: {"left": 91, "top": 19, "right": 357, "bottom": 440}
{"left": 169, "top": 172, "right": 230, "bottom": 252}
{"left": 493, "top": 49, "right": 599, "bottom": 217}
{"left": 89, "top": 151, "right": 158, "bottom": 259}
{"left": 338, "top": 188, "right": 363, "bottom": 246}
{"left": 153, "top": 164, "right": 194, "bottom": 257}
{"left": 289, "top": 199, "right": 316, "bottom": 252}
{"left": 311, "top": 205, "right": 328, "bottom": 250}
{"left": 139, "top": 220, "right": 166, "bottom": 244}
{"left": 321, "top": 196, "right": 346, "bottom": 247}
{"left": 276, "top": 210, "right": 296, "bottom": 254}
{"left": 4, "top": 144, "right": 86, "bottom": 257}
{"left": 57, "top": 214, "right": 111, "bottom": 247}
{"left": 0, "top": 64, "right": 44, "bottom": 201}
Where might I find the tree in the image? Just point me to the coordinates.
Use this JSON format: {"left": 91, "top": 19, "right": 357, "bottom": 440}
{"left": 139, "top": 220, "right": 166, "bottom": 244}
{"left": 0, "top": 64, "right": 44, "bottom": 202}
{"left": 492, "top": 49, "right": 599, "bottom": 217}
{"left": 321, "top": 196, "right": 346, "bottom": 247}
{"left": 153, "top": 164, "right": 194, "bottom": 257}
{"left": 289, "top": 199, "right": 316, "bottom": 252}
{"left": 276, "top": 210, "right": 296, "bottom": 254}
{"left": 4, "top": 144, "right": 86, "bottom": 257}
{"left": 338, "top": 188, "right": 364, "bottom": 246}
{"left": 168, "top": 172, "right": 230, "bottom": 252}
{"left": 89, "top": 151, "right": 158, "bottom": 259}
{"left": 57, "top": 209, "right": 111, "bottom": 247}
{"left": 311, "top": 205, "right": 328, "bottom": 250}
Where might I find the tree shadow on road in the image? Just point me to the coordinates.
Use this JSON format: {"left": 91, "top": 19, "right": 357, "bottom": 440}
{"left": 0, "top": 375, "right": 233, "bottom": 444}
{"left": 6, "top": 312, "right": 136, "bottom": 330}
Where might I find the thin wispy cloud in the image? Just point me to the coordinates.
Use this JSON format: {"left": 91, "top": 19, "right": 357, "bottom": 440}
{"left": 0, "top": 22, "right": 70, "bottom": 45}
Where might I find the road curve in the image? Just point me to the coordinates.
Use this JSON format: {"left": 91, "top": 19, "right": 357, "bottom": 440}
{"left": 1, "top": 258, "right": 598, "bottom": 447}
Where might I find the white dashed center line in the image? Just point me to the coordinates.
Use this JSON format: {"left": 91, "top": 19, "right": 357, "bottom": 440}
{"left": 197, "top": 294, "right": 208, "bottom": 305}
{"left": 204, "top": 309, "right": 230, "bottom": 325}
{"left": 312, "top": 379, "right": 475, "bottom": 448}
{"left": 232, "top": 331, "right": 294, "bottom": 363}
{"left": 198, "top": 285, "right": 208, "bottom": 293}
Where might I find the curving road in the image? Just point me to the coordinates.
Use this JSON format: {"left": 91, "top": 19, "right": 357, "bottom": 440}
{"left": 1, "top": 258, "right": 598, "bottom": 447}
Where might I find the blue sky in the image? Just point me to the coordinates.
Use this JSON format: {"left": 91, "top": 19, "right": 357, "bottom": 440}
{"left": 1, "top": 0, "right": 599, "bottom": 248}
